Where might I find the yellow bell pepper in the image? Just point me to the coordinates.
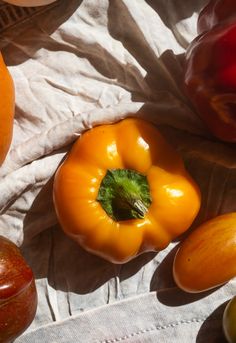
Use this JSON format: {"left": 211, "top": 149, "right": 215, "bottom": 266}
{"left": 53, "top": 118, "right": 201, "bottom": 263}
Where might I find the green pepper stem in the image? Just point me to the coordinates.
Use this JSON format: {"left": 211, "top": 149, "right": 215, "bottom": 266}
{"left": 97, "top": 169, "right": 152, "bottom": 221}
{"left": 132, "top": 199, "right": 148, "bottom": 216}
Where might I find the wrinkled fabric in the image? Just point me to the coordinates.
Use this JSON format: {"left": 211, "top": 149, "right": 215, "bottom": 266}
{"left": 0, "top": 0, "right": 235, "bottom": 342}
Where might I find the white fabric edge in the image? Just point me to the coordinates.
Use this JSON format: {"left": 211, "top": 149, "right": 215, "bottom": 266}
{"left": 15, "top": 290, "right": 225, "bottom": 343}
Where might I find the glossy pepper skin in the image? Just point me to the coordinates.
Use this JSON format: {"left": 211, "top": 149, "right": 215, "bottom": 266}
{"left": 184, "top": 21, "right": 236, "bottom": 142}
{"left": 0, "top": 236, "right": 37, "bottom": 343}
{"left": 0, "top": 53, "right": 14, "bottom": 166}
{"left": 53, "top": 118, "right": 201, "bottom": 264}
{"left": 198, "top": 0, "right": 236, "bottom": 34}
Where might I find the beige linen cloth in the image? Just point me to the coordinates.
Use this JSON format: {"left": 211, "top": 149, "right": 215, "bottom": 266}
{"left": 0, "top": 0, "right": 235, "bottom": 342}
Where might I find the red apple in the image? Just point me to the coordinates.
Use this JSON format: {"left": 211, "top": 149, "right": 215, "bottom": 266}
{"left": 0, "top": 236, "right": 37, "bottom": 343}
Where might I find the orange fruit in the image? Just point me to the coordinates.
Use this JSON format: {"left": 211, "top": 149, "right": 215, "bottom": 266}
{"left": 0, "top": 53, "right": 14, "bottom": 166}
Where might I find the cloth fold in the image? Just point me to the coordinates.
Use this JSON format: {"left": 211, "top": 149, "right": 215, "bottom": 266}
{"left": 16, "top": 290, "right": 228, "bottom": 343}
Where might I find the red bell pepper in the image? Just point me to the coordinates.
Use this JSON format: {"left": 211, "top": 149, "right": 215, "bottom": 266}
{"left": 184, "top": 7, "right": 236, "bottom": 142}
{"left": 198, "top": 0, "right": 236, "bottom": 33}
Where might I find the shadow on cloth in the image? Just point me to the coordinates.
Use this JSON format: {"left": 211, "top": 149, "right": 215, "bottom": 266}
{"left": 107, "top": 0, "right": 188, "bottom": 104}
{"left": 3, "top": 0, "right": 202, "bottom": 127}
{"left": 145, "top": 0, "right": 208, "bottom": 48}
{"left": 196, "top": 301, "right": 228, "bottom": 343}
{"left": 145, "top": 0, "right": 208, "bottom": 24}
{"left": 1, "top": 0, "right": 83, "bottom": 65}
{"left": 150, "top": 247, "right": 227, "bottom": 343}
{"left": 149, "top": 242, "right": 221, "bottom": 307}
